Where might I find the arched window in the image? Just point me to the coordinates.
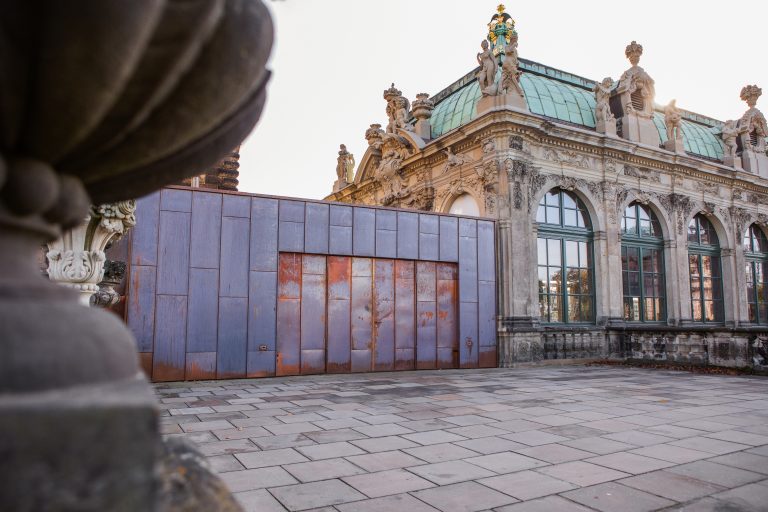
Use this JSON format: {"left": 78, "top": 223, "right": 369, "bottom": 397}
{"left": 448, "top": 193, "right": 479, "bottom": 216}
{"left": 744, "top": 224, "right": 768, "bottom": 324}
{"left": 621, "top": 203, "right": 666, "bottom": 322}
{"left": 688, "top": 215, "right": 723, "bottom": 323}
{"left": 536, "top": 189, "right": 594, "bottom": 323}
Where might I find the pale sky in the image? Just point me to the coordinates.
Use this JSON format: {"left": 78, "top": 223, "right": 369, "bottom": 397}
{"left": 238, "top": 0, "right": 768, "bottom": 199}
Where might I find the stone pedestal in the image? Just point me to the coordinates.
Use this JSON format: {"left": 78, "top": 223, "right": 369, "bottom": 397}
{"left": 597, "top": 118, "right": 617, "bottom": 137}
{"left": 620, "top": 112, "right": 661, "bottom": 147}
{"left": 723, "top": 155, "right": 743, "bottom": 170}
{"left": 741, "top": 149, "right": 768, "bottom": 178}
{"left": 333, "top": 178, "right": 349, "bottom": 192}
{"left": 476, "top": 92, "right": 528, "bottom": 116}
{"left": 664, "top": 137, "right": 685, "bottom": 154}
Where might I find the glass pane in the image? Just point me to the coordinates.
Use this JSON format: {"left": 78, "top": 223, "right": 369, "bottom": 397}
{"left": 536, "top": 205, "right": 546, "bottom": 223}
{"left": 702, "top": 278, "right": 714, "bottom": 300}
{"left": 689, "top": 255, "right": 700, "bottom": 277}
{"left": 539, "top": 294, "right": 548, "bottom": 320}
{"left": 575, "top": 210, "right": 587, "bottom": 228}
{"left": 538, "top": 267, "right": 548, "bottom": 294}
{"left": 566, "top": 268, "right": 580, "bottom": 295}
{"left": 699, "top": 219, "right": 711, "bottom": 245}
{"left": 627, "top": 247, "right": 639, "bottom": 271}
{"left": 548, "top": 267, "right": 562, "bottom": 294}
{"left": 548, "top": 239, "right": 561, "bottom": 265}
{"left": 642, "top": 250, "right": 654, "bottom": 273}
{"left": 568, "top": 298, "right": 581, "bottom": 322}
{"left": 563, "top": 209, "right": 577, "bottom": 227}
{"left": 537, "top": 238, "right": 547, "bottom": 264}
{"left": 549, "top": 295, "right": 561, "bottom": 323}
{"left": 562, "top": 192, "right": 576, "bottom": 209}
{"left": 579, "top": 269, "right": 591, "bottom": 294}
{"left": 710, "top": 256, "right": 721, "bottom": 278}
{"left": 546, "top": 206, "right": 560, "bottom": 224}
{"left": 645, "top": 298, "right": 655, "bottom": 321}
{"left": 692, "top": 299, "right": 702, "bottom": 322}
{"left": 565, "top": 241, "right": 579, "bottom": 266}
{"left": 624, "top": 215, "right": 637, "bottom": 235}
{"left": 639, "top": 219, "right": 652, "bottom": 237}
{"left": 545, "top": 190, "right": 560, "bottom": 207}
{"left": 749, "top": 303, "right": 757, "bottom": 323}
{"left": 688, "top": 218, "right": 698, "bottom": 243}
{"left": 628, "top": 272, "right": 641, "bottom": 296}
{"left": 579, "top": 242, "right": 589, "bottom": 268}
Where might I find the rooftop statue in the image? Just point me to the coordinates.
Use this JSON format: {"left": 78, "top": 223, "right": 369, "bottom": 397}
{"left": 739, "top": 85, "right": 768, "bottom": 153}
{"left": 384, "top": 84, "right": 413, "bottom": 133}
{"left": 594, "top": 78, "right": 615, "bottom": 123}
{"left": 476, "top": 40, "right": 499, "bottom": 96}
{"left": 617, "top": 41, "right": 655, "bottom": 116}
{"left": 721, "top": 120, "right": 744, "bottom": 168}
{"left": 500, "top": 41, "right": 524, "bottom": 97}
{"left": 664, "top": 100, "right": 683, "bottom": 142}
{"left": 336, "top": 144, "right": 355, "bottom": 184}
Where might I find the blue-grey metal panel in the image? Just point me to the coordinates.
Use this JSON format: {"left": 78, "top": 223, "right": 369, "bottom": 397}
{"left": 477, "top": 220, "right": 495, "bottom": 282}
{"left": 190, "top": 192, "right": 222, "bottom": 269}
{"left": 353, "top": 208, "right": 376, "bottom": 256}
{"left": 375, "top": 229, "right": 397, "bottom": 258}
{"left": 305, "top": 203, "right": 330, "bottom": 254}
{"left": 160, "top": 188, "right": 192, "bottom": 212}
{"left": 420, "top": 214, "right": 439, "bottom": 234}
{"left": 459, "top": 301, "right": 479, "bottom": 368}
{"left": 127, "top": 265, "right": 156, "bottom": 352}
{"left": 439, "top": 217, "right": 459, "bottom": 262}
{"left": 186, "top": 268, "right": 219, "bottom": 353}
{"left": 153, "top": 295, "right": 187, "bottom": 381}
{"left": 250, "top": 197, "right": 278, "bottom": 272}
{"left": 478, "top": 280, "right": 496, "bottom": 347}
{"left": 278, "top": 221, "right": 304, "bottom": 253}
{"left": 219, "top": 216, "right": 249, "bottom": 298}
{"left": 419, "top": 233, "right": 439, "bottom": 261}
{"left": 396, "top": 212, "right": 419, "bottom": 260}
{"left": 279, "top": 200, "right": 305, "bottom": 222}
{"left": 156, "top": 210, "right": 190, "bottom": 295}
{"left": 222, "top": 194, "right": 251, "bottom": 218}
{"left": 248, "top": 270, "right": 277, "bottom": 351}
{"left": 329, "top": 225, "right": 352, "bottom": 255}
{"left": 376, "top": 209, "right": 397, "bottom": 230}
{"left": 373, "top": 259, "right": 395, "bottom": 371}
{"left": 131, "top": 192, "right": 160, "bottom": 266}
{"left": 330, "top": 204, "right": 353, "bottom": 226}
{"left": 459, "top": 217, "right": 477, "bottom": 238}
{"left": 217, "top": 297, "right": 248, "bottom": 378}
{"left": 459, "top": 220, "right": 478, "bottom": 303}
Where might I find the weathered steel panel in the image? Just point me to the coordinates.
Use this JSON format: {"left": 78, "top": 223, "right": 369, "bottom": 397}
{"left": 327, "top": 256, "right": 351, "bottom": 373}
{"left": 160, "top": 188, "right": 192, "bottom": 212}
{"left": 353, "top": 208, "right": 375, "bottom": 256}
{"left": 301, "top": 256, "right": 326, "bottom": 374}
{"left": 186, "top": 268, "right": 218, "bottom": 353}
{"left": 437, "top": 265, "right": 459, "bottom": 369}
{"left": 477, "top": 220, "right": 495, "bottom": 282}
{"left": 459, "top": 217, "right": 477, "bottom": 238}
{"left": 250, "top": 197, "right": 279, "bottom": 271}
{"left": 305, "top": 203, "right": 330, "bottom": 254}
{"left": 190, "top": 192, "right": 222, "bottom": 269}
{"left": 396, "top": 212, "right": 419, "bottom": 260}
{"left": 373, "top": 259, "right": 395, "bottom": 371}
{"left": 217, "top": 297, "right": 248, "bottom": 378}
{"left": 222, "top": 194, "right": 251, "bottom": 218}
{"left": 131, "top": 192, "right": 160, "bottom": 266}
{"left": 153, "top": 295, "right": 187, "bottom": 381}
{"left": 416, "top": 261, "right": 437, "bottom": 301}
{"left": 127, "top": 265, "right": 156, "bottom": 353}
{"left": 186, "top": 352, "right": 216, "bottom": 380}
{"left": 350, "top": 258, "right": 372, "bottom": 372}
{"left": 247, "top": 270, "right": 277, "bottom": 377}
{"left": 376, "top": 229, "right": 397, "bottom": 259}
{"left": 330, "top": 204, "right": 353, "bottom": 225}
{"left": 276, "top": 253, "right": 301, "bottom": 376}
{"left": 478, "top": 279, "right": 497, "bottom": 367}
{"left": 329, "top": 225, "right": 353, "bottom": 255}
{"left": 419, "top": 214, "right": 439, "bottom": 261}
{"left": 219, "top": 216, "right": 249, "bottom": 298}
{"left": 416, "top": 301, "right": 436, "bottom": 370}
{"left": 138, "top": 352, "right": 153, "bottom": 378}
{"left": 439, "top": 216, "right": 459, "bottom": 262}
{"left": 395, "top": 260, "right": 415, "bottom": 370}
{"left": 459, "top": 301, "right": 479, "bottom": 369}
{"left": 458, "top": 227, "right": 478, "bottom": 303}
{"left": 156, "top": 211, "right": 190, "bottom": 295}
{"left": 420, "top": 214, "right": 439, "bottom": 234}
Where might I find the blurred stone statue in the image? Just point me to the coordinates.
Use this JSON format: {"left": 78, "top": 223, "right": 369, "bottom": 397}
{"left": 384, "top": 84, "right": 412, "bottom": 133}
{"left": 594, "top": 78, "right": 614, "bottom": 122}
{"left": 336, "top": 144, "right": 355, "bottom": 183}
{"left": 500, "top": 41, "right": 524, "bottom": 97}
{"left": 476, "top": 40, "right": 498, "bottom": 96}
{"left": 664, "top": 100, "right": 683, "bottom": 142}
{"left": 721, "top": 120, "right": 740, "bottom": 161}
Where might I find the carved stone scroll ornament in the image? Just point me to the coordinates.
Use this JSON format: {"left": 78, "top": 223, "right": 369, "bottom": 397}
{"left": 0, "top": 1, "right": 273, "bottom": 509}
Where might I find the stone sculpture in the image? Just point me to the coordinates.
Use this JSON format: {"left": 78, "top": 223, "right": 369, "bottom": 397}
{"left": 442, "top": 147, "right": 474, "bottom": 174}
{"left": 476, "top": 40, "right": 499, "bottom": 96}
{"left": 612, "top": 41, "right": 661, "bottom": 146}
{"left": 334, "top": 144, "right": 355, "bottom": 191}
{"left": 594, "top": 77, "right": 616, "bottom": 136}
{"left": 500, "top": 42, "right": 525, "bottom": 97}
{"left": 721, "top": 120, "right": 743, "bottom": 168}
{"left": 0, "top": 1, "right": 273, "bottom": 509}
{"left": 663, "top": 99, "right": 685, "bottom": 152}
{"left": 384, "top": 84, "right": 413, "bottom": 133}
{"left": 738, "top": 85, "right": 768, "bottom": 175}
{"left": 412, "top": 93, "right": 435, "bottom": 140}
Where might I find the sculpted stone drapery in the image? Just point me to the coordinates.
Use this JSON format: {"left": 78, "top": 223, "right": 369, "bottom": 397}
{"left": 594, "top": 77, "right": 616, "bottom": 136}
{"left": 334, "top": 144, "right": 355, "bottom": 191}
{"left": 384, "top": 84, "right": 413, "bottom": 133}
{"left": 476, "top": 40, "right": 498, "bottom": 96}
{"left": 500, "top": 42, "right": 524, "bottom": 97}
{"left": 737, "top": 85, "right": 768, "bottom": 175}
{"left": 721, "top": 120, "right": 743, "bottom": 168}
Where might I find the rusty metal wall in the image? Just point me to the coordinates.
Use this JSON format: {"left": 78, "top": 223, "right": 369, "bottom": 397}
{"left": 126, "top": 187, "right": 497, "bottom": 382}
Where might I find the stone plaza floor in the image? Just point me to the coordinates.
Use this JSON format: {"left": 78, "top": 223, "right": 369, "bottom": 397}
{"left": 158, "top": 366, "right": 768, "bottom": 511}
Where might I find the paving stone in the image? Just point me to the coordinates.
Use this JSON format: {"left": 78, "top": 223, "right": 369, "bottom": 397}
{"left": 353, "top": 423, "right": 413, "bottom": 437}
{"left": 710, "top": 482, "right": 768, "bottom": 511}
{"left": 402, "top": 430, "right": 467, "bottom": 446}
{"left": 407, "top": 460, "right": 496, "bottom": 485}
{"left": 235, "top": 448, "right": 309, "bottom": 469}
{"left": 666, "top": 460, "right": 765, "bottom": 487}
{"left": 214, "top": 426, "right": 272, "bottom": 441}
{"left": 413, "top": 481, "right": 517, "bottom": 512}
{"left": 502, "top": 430, "right": 570, "bottom": 446}
{"left": 586, "top": 452, "right": 675, "bottom": 474}
{"left": 579, "top": 419, "right": 639, "bottom": 433}
{"left": 283, "top": 457, "right": 367, "bottom": 483}
{"left": 296, "top": 441, "right": 365, "bottom": 460}
{"left": 303, "top": 428, "right": 368, "bottom": 443}
{"left": 335, "top": 493, "right": 439, "bottom": 512}
{"left": 669, "top": 436, "right": 751, "bottom": 455}
{"left": 627, "top": 443, "right": 711, "bottom": 464}
{"left": 601, "top": 430, "right": 674, "bottom": 447}
{"left": 465, "top": 452, "right": 548, "bottom": 474}
{"left": 639, "top": 424, "right": 707, "bottom": 439}
{"left": 197, "top": 438, "right": 258, "bottom": 456}
{"left": 704, "top": 430, "right": 768, "bottom": 446}
{"left": 397, "top": 419, "right": 457, "bottom": 432}
{"left": 561, "top": 482, "right": 675, "bottom": 512}
{"left": 446, "top": 424, "right": 508, "bottom": 439}
{"left": 181, "top": 420, "right": 233, "bottom": 432}
{"left": 270, "top": 479, "right": 366, "bottom": 511}
{"left": 220, "top": 466, "right": 298, "bottom": 492}
{"left": 264, "top": 422, "right": 322, "bottom": 436}
{"left": 619, "top": 470, "right": 725, "bottom": 502}
{"left": 536, "top": 461, "right": 630, "bottom": 487}
{"left": 514, "top": 443, "right": 593, "bottom": 464}
{"left": 478, "top": 470, "right": 576, "bottom": 500}
{"left": 404, "top": 442, "right": 480, "bottom": 463}
{"left": 559, "top": 436, "right": 636, "bottom": 455}
{"left": 345, "top": 450, "right": 424, "bottom": 472}
{"left": 351, "top": 435, "right": 419, "bottom": 453}
{"left": 493, "top": 495, "right": 595, "bottom": 511}
{"left": 343, "top": 468, "right": 434, "bottom": 498}
{"left": 707, "top": 452, "right": 768, "bottom": 475}
{"left": 493, "top": 420, "right": 548, "bottom": 433}
{"left": 208, "top": 454, "right": 245, "bottom": 473}
{"left": 253, "top": 433, "right": 316, "bottom": 450}
{"left": 234, "top": 489, "right": 289, "bottom": 512}
{"left": 455, "top": 436, "right": 527, "bottom": 455}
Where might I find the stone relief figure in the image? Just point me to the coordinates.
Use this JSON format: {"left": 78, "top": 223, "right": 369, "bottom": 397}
{"left": 441, "top": 147, "right": 474, "bottom": 174}
{"left": 476, "top": 40, "right": 498, "bottom": 96}
{"left": 721, "top": 120, "right": 742, "bottom": 161}
{"left": 664, "top": 99, "right": 684, "bottom": 142}
{"left": 500, "top": 41, "right": 524, "bottom": 97}
{"left": 739, "top": 85, "right": 768, "bottom": 152}
{"left": 383, "top": 84, "right": 413, "bottom": 133}
{"left": 336, "top": 144, "right": 355, "bottom": 184}
{"left": 594, "top": 77, "right": 615, "bottom": 123}
{"left": 374, "top": 133, "right": 412, "bottom": 199}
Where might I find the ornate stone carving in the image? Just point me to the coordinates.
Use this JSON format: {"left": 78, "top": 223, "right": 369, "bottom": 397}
{"left": 500, "top": 40, "right": 524, "bottom": 97}
{"left": 603, "top": 182, "right": 628, "bottom": 224}
{"left": 694, "top": 180, "right": 719, "bottom": 195}
{"left": 412, "top": 93, "right": 435, "bottom": 140}
{"left": 333, "top": 144, "right": 355, "bottom": 192}
{"left": 663, "top": 99, "right": 685, "bottom": 152}
{"left": 665, "top": 193, "right": 696, "bottom": 234}
{"left": 400, "top": 186, "right": 435, "bottom": 211}
{"left": 594, "top": 77, "right": 616, "bottom": 136}
{"left": 623, "top": 165, "right": 660, "bottom": 182}
{"left": 441, "top": 147, "right": 475, "bottom": 174}
{"left": 384, "top": 83, "right": 413, "bottom": 133}
{"left": 365, "top": 123, "right": 385, "bottom": 150}
{"left": 739, "top": 85, "right": 768, "bottom": 152}
{"left": 374, "top": 133, "right": 413, "bottom": 203}
{"left": 46, "top": 200, "right": 137, "bottom": 305}
{"left": 613, "top": 41, "right": 660, "bottom": 146}
{"left": 91, "top": 260, "right": 126, "bottom": 308}
{"left": 479, "top": 137, "right": 496, "bottom": 154}
{"left": 474, "top": 159, "right": 500, "bottom": 183}
{"left": 543, "top": 147, "right": 591, "bottom": 169}
{"left": 721, "top": 119, "right": 744, "bottom": 168}
{"left": 476, "top": 40, "right": 499, "bottom": 97}
{"left": 509, "top": 135, "right": 524, "bottom": 150}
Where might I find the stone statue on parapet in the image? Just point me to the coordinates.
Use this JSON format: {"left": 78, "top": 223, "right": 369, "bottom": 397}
{"left": 664, "top": 100, "right": 683, "bottom": 142}
{"left": 617, "top": 41, "right": 655, "bottom": 116}
{"left": 476, "top": 39, "right": 498, "bottom": 96}
{"left": 739, "top": 85, "right": 768, "bottom": 153}
{"left": 500, "top": 41, "right": 524, "bottom": 97}
{"left": 336, "top": 144, "right": 355, "bottom": 184}
{"left": 594, "top": 78, "right": 615, "bottom": 123}
{"left": 384, "top": 84, "right": 413, "bottom": 133}
{"left": 721, "top": 120, "right": 744, "bottom": 168}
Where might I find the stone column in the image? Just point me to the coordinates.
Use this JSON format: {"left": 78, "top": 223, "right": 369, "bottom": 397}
{"left": 46, "top": 200, "right": 136, "bottom": 305}
{"left": 412, "top": 93, "right": 434, "bottom": 141}
{"left": 664, "top": 239, "right": 681, "bottom": 324}
{"left": 721, "top": 247, "right": 738, "bottom": 327}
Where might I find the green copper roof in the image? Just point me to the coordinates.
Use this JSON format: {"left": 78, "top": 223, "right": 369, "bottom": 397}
{"left": 428, "top": 59, "right": 727, "bottom": 163}
{"left": 652, "top": 113, "right": 724, "bottom": 160}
